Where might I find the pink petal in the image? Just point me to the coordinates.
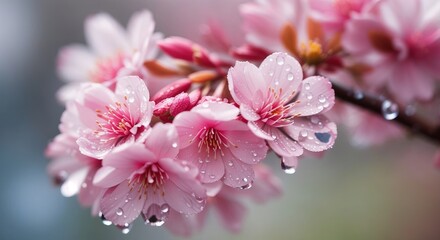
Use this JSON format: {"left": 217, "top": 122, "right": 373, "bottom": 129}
{"left": 164, "top": 209, "right": 197, "bottom": 237}
{"left": 145, "top": 123, "right": 179, "bottom": 159}
{"left": 78, "top": 166, "right": 103, "bottom": 207}
{"left": 284, "top": 115, "right": 337, "bottom": 152}
{"left": 93, "top": 166, "right": 133, "bottom": 188}
{"left": 76, "top": 131, "right": 119, "bottom": 159}
{"left": 115, "top": 76, "right": 152, "bottom": 123}
{"left": 214, "top": 194, "right": 247, "bottom": 233}
{"left": 192, "top": 101, "right": 239, "bottom": 122}
{"left": 179, "top": 147, "right": 225, "bottom": 184}
{"left": 227, "top": 61, "right": 266, "bottom": 110}
{"left": 127, "top": 10, "right": 154, "bottom": 55}
{"left": 60, "top": 167, "right": 89, "bottom": 197}
{"left": 240, "top": 104, "right": 261, "bottom": 121}
{"left": 57, "top": 44, "right": 95, "bottom": 83}
{"left": 247, "top": 121, "right": 275, "bottom": 141}
{"left": 85, "top": 13, "right": 130, "bottom": 57}
{"left": 223, "top": 150, "right": 255, "bottom": 188}
{"left": 290, "top": 76, "right": 335, "bottom": 116}
{"left": 219, "top": 121, "right": 268, "bottom": 164}
{"left": 259, "top": 52, "right": 303, "bottom": 100}
{"left": 173, "top": 111, "right": 207, "bottom": 149}
{"left": 104, "top": 143, "right": 155, "bottom": 169}
{"left": 100, "top": 181, "right": 145, "bottom": 225}
{"left": 265, "top": 127, "right": 303, "bottom": 157}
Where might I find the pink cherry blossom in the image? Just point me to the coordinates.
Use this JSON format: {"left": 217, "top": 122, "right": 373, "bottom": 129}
{"left": 173, "top": 101, "right": 268, "bottom": 188}
{"left": 240, "top": 0, "right": 307, "bottom": 52}
{"left": 309, "top": 0, "right": 374, "bottom": 32}
{"left": 56, "top": 10, "right": 161, "bottom": 102}
{"left": 46, "top": 102, "right": 104, "bottom": 213}
{"left": 93, "top": 123, "right": 207, "bottom": 227}
{"left": 75, "top": 76, "right": 154, "bottom": 159}
{"left": 342, "top": 0, "right": 440, "bottom": 103}
{"left": 227, "top": 52, "right": 337, "bottom": 162}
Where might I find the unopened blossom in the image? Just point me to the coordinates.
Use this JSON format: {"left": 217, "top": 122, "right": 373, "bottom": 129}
{"left": 173, "top": 101, "right": 268, "bottom": 188}
{"left": 93, "top": 123, "right": 206, "bottom": 226}
{"left": 56, "top": 10, "right": 161, "bottom": 102}
{"left": 46, "top": 102, "right": 104, "bottom": 213}
{"left": 75, "top": 76, "right": 154, "bottom": 159}
{"left": 342, "top": 0, "right": 440, "bottom": 103}
{"left": 228, "top": 52, "right": 337, "bottom": 164}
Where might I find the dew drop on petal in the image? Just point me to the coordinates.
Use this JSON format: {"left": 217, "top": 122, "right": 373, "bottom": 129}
{"left": 172, "top": 142, "right": 178, "bottom": 148}
{"left": 300, "top": 130, "right": 308, "bottom": 138}
{"left": 99, "top": 212, "right": 112, "bottom": 226}
{"left": 287, "top": 73, "right": 294, "bottom": 81}
{"left": 318, "top": 94, "right": 326, "bottom": 103}
{"left": 281, "top": 162, "right": 296, "bottom": 174}
{"left": 306, "top": 93, "right": 313, "bottom": 100}
{"left": 128, "top": 97, "right": 135, "bottom": 103}
{"left": 315, "top": 132, "right": 331, "bottom": 143}
{"left": 160, "top": 204, "right": 169, "bottom": 213}
{"left": 381, "top": 100, "right": 399, "bottom": 120}
{"left": 353, "top": 89, "right": 364, "bottom": 100}
{"left": 116, "top": 208, "right": 124, "bottom": 216}
{"left": 304, "top": 83, "right": 311, "bottom": 90}
{"left": 120, "top": 223, "right": 132, "bottom": 234}
{"left": 276, "top": 55, "right": 285, "bottom": 65}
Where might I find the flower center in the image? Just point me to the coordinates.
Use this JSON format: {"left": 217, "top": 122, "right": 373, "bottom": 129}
{"left": 259, "top": 88, "right": 299, "bottom": 127}
{"left": 129, "top": 164, "right": 169, "bottom": 198}
{"left": 90, "top": 53, "right": 125, "bottom": 83}
{"left": 95, "top": 98, "right": 136, "bottom": 142}
{"left": 192, "top": 127, "right": 235, "bottom": 159}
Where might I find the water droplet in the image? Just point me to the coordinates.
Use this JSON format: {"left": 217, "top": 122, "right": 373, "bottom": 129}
{"left": 128, "top": 97, "right": 135, "bottom": 103}
{"left": 275, "top": 81, "right": 279, "bottom": 85}
{"left": 281, "top": 162, "right": 296, "bottom": 174}
{"left": 145, "top": 215, "right": 164, "bottom": 227}
{"left": 160, "top": 204, "right": 169, "bottom": 213}
{"left": 116, "top": 208, "right": 124, "bottom": 216}
{"left": 310, "top": 116, "right": 319, "bottom": 124}
{"left": 120, "top": 223, "right": 132, "bottom": 234}
{"left": 239, "top": 182, "right": 252, "bottom": 190}
{"left": 200, "top": 170, "right": 206, "bottom": 174}
{"left": 287, "top": 73, "right": 294, "bottom": 81}
{"left": 304, "top": 83, "right": 311, "bottom": 90}
{"left": 172, "top": 142, "right": 178, "bottom": 148}
{"left": 318, "top": 94, "right": 326, "bottom": 103}
{"left": 228, "top": 161, "right": 233, "bottom": 167}
{"left": 202, "top": 102, "right": 209, "bottom": 108}
{"left": 315, "top": 132, "right": 331, "bottom": 143}
{"left": 300, "top": 130, "right": 308, "bottom": 138}
{"left": 381, "top": 100, "right": 399, "bottom": 120}
{"left": 285, "top": 65, "right": 291, "bottom": 71}
{"left": 99, "top": 212, "right": 112, "bottom": 226}
{"left": 271, "top": 134, "right": 277, "bottom": 140}
{"left": 276, "top": 55, "right": 285, "bottom": 65}
{"left": 306, "top": 93, "right": 313, "bottom": 100}
{"left": 209, "top": 174, "right": 216, "bottom": 179}
{"left": 269, "top": 71, "right": 274, "bottom": 77}
{"left": 353, "top": 89, "right": 364, "bottom": 100}
{"left": 252, "top": 152, "right": 258, "bottom": 157}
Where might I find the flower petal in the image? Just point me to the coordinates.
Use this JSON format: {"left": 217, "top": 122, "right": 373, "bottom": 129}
{"left": 192, "top": 101, "right": 239, "bottom": 122}
{"left": 284, "top": 115, "right": 337, "bottom": 152}
{"left": 290, "top": 76, "right": 335, "bottom": 116}
{"left": 264, "top": 127, "right": 303, "bottom": 157}
{"left": 57, "top": 44, "right": 95, "bottom": 83}
{"left": 174, "top": 111, "right": 208, "bottom": 149}
{"left": 85, "top": 13, "right": 130, "bottom": 57}
{"left": 145, "top": 123, "right": 179, "bottom": 159}
{"left": 259, "top": 52, "right": 303, "bottom": 100}
{"left": 100, "top": 181, "right": 145, "bottom": 225}
{"left": 223, "top": 150, "right": 255, "bottom": 188}
{"left": 93, "top": 166, "right": 132, "bottom": 188}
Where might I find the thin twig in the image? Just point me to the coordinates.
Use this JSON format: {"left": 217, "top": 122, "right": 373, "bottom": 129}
{"left": 331, "top": 80, "right": 440, "bottom": 144}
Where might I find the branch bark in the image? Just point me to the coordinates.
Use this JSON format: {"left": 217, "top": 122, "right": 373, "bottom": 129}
{"left": 331, "top": 81, "right": 440, "bottom": 144}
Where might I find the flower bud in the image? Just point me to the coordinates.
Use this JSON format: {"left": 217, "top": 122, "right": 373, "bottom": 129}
{"left": 152, "top": 78, "right": 192, "bottom": 103}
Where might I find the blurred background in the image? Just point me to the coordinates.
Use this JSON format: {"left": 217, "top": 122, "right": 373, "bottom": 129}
{"left": 1, "top": 0, "right": 440, "bottom": 239}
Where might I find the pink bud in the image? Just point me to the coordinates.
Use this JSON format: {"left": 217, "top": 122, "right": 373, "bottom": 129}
{"left": 188, "top": 89, "right": 201, "bottom": 107}
{"left": 152, "top": 78, "right": 192, "bottom": 103}
{"left": 169, "top": 93, "right": 190, "bottom": 117}
{"left": 158, "top": 37, "right": 216, "bottom": 67}
{"left": 232, "top": 44, "right": 270, "bottom": 61}
{"left": 153, "top": 98, "right": 173, "bottom": 118}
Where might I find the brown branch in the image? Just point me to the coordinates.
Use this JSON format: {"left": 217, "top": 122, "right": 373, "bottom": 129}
{"left": 331, "top": 80, "right": 440, "bottom": 144}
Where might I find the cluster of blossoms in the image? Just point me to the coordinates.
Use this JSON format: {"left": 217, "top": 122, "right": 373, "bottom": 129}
{"left": 47, "top": 0, "right": 440, "bottom": 236}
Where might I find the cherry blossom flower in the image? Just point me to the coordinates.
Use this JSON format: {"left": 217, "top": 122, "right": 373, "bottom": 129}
{"left": 227, "top": 52, "right": 337, "bottom": 164}
{"left": 342, "top": 0, "right": 440, "bottom": 103}
{"left": 46, "top": 102, "right": 104, "bottom": 214}
{"left": 56, "top": 10, "right": 161, "bottom": 102}
{"left": 173, "top": 101, "right": 268, "bottom": 188}
{"left": 309, "top": 0, "right": 374, "bottom": 32}
{"left": 75, "top": 76, "right": 154, "bottom": 159}
{"left": 93, "top": 123, "right": 207, "bottom": 227}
